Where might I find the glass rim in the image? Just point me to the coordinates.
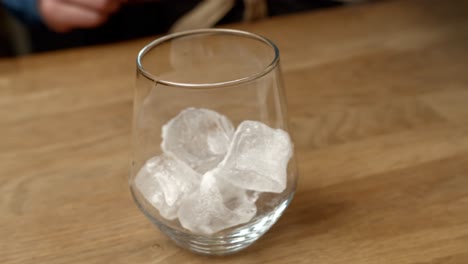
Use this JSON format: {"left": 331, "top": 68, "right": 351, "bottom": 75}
{"left": 136, "top": 28, "right": 280, "bottom": 89}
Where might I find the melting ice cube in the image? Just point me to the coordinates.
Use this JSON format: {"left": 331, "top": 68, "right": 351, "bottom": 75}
{"left": 216, "top": 120, "right": 292, "bottom": 193}
{"left": 161, "top": 108, "right": 234, "bottom": 174}
{"left": 178, "top": 172, "right": 257, "bottom": 235}
{"left": 135, "top": 154, "right": 200, "bottom": 220}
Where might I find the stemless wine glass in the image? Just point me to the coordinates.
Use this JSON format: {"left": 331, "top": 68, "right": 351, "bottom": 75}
{"left": 130, "top": 28, "right": 298, "bottom": 255}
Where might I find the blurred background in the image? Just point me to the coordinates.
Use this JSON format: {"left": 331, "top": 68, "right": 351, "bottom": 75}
{"left": 0, "top": 0, "right": 354, "bottom": 57}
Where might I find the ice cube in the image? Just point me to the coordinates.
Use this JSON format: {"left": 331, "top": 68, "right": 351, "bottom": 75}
{"left": 161, "top": 108, "right": 234, "bottom": 174}
{"left": 178, "top": 172, "right": 257, "bottom": 235}
{"left": 135, "top": 154, "right": 201, "bottom": 220}
{"left": 217, "top": 120, "right": 293, "bottom": 193}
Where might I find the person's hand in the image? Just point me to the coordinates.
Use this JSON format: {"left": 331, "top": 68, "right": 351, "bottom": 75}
{"left": 39, "top": 0, "right": 127, "bottom": 32}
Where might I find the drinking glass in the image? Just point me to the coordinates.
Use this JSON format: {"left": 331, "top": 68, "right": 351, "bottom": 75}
{"left": 130, "top": 28, "right": 298, "bottom": 255}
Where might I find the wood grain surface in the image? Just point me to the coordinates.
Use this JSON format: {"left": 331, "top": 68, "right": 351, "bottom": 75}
{"left": 1, "top": 0, "right": 468, "bottom": 263}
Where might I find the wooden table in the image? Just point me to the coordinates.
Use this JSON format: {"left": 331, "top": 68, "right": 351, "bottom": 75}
{"left": 2, "top": 0, "right": 468, "bottom": 263}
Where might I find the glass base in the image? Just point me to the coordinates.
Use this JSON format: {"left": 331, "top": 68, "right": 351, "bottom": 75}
{"left": 132, "top": 190, "right": 295, "bottom": 255}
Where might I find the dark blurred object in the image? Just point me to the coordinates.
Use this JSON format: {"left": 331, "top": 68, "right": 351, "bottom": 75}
{"left": 0, "top": 8, "right": 14, "bottom": 57}
{"left": 0, "top": 6, "right": 31, "bottom": 57}
{"left": 1, "top": 0, "right": 343, "bottom": 57}
{"left": 29, "top": 0, "right": 202, "bottom": 53}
